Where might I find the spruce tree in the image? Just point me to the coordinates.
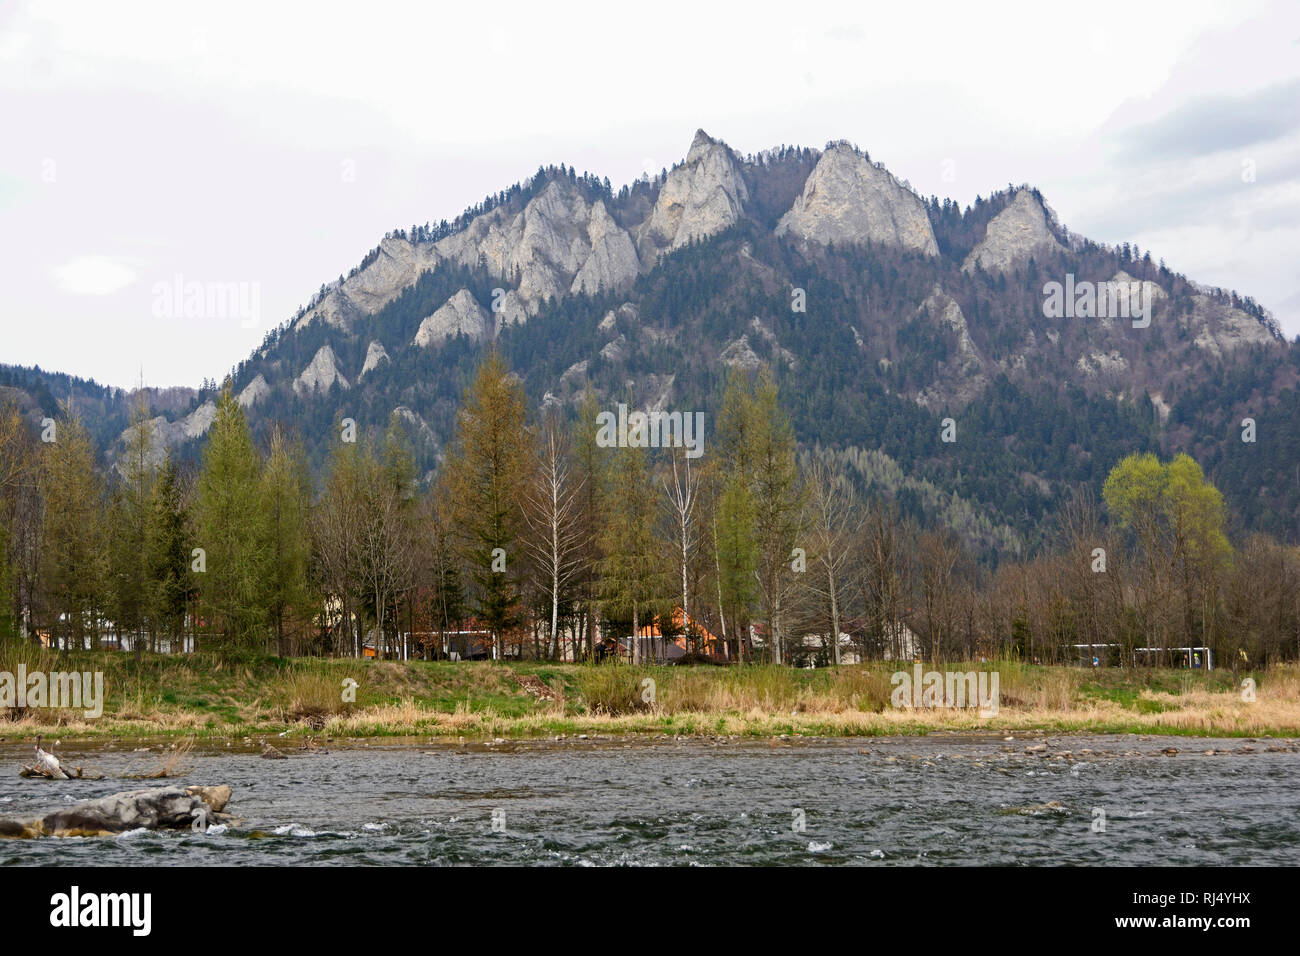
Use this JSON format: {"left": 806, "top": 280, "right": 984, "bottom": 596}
{"left": 144, "top": 452, "right": 191, "bottom": 650}
{"left": 444, "top": 352, "right": 529, "bottom": 658}
{"left": 38, "top": 408, "right": 108, "bottom": 649}
{"left": 260, "top": 425, "right": 311, "bottom": 656}
{"left": 194, "top": 388, "right": 268, "bottom": 652}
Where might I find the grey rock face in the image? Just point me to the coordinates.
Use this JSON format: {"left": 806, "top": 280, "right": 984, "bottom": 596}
{"left": 358, "top": 341, "right": 391, "bottom": 379}
{"left": 962, "top": 189, "right": 1064, "bottom": 273}
{"left": 1185, "top": 294, "right": 1277, "bottom": 356}
{"left": 720, "top": 334, "right": 763, "bottom": 370}
{"left": 237, "top": 373, "right": 269, "bottom": 407}
{"left": 776, "top": 143, "right": 938, "bottom": 256}
{"left": 432, "top": 179, "right": 638, "bottom": 317}
{"left": 342, "top": 236, "right": 440, "bottom": 314}
{"left": 414, "top": 289, "right": 491, "bottom": 347}
{"left": 116, "top": 400, "right": 216, "bottom": 474}
{"left": 296, "top": 177, "right": 638, "bottom": 334}
{"left": 599, "top": 333, "right": 628, "bottom": 362}
{"left": 571, "top": 201, "right": 639, "bottom": 296}
{"left": 293, "top": 344, "right": 350, "bottom": 395}
{"left": 295, "top": 287, "right": 360, "bottom": 332}
{"left": 636, "top": 130, "right": 748, "bottom": 263}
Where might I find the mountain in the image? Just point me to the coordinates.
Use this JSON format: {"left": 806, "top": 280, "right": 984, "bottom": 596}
{"left": 8, "top": 130, "right": 1296, "bottom": 554}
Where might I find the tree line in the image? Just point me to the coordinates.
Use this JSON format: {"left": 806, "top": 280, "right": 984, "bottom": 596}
{"left": 1, "top": 352, "right": 1296, "bottom": 669}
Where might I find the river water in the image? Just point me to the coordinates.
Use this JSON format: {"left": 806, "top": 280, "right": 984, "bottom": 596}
{"left": 1, "top": 734, "right": 1297, "bottom": 865}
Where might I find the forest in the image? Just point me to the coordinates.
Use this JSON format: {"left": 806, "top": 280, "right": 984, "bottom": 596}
{"left": 2, "top": 352, "right": 1296, "bottom": 671}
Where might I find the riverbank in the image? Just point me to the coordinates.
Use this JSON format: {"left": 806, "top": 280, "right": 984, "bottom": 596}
{"left": 2, "top": 644, "right": 1297, "bottom": 740}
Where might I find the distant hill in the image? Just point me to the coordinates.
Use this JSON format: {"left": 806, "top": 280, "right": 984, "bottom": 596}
{"left": 7, "top": 130, "right": 1295, "bottom": 553}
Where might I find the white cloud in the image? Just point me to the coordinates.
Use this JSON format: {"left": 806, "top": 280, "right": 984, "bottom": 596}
{"left": 51, "top": 255, "right": 137, "bottom": 295}
{"left": 1, "top": 0, "right": 1297, "bottom": 387}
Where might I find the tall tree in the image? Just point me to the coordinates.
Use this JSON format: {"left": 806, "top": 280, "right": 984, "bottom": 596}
{"left": 660, "top": 443, "right": 699, "bottom": 652}
{"left": 38, "top": 407, "right": 108, "bottom": 649}
{"left": 144, "top": 452, "right": 192, "bottom": 651}
{"left": 193, "top": 387, "right": 268, "bottom": 651}
{"left": 521, "top": 411, "right": 586, "bottom": 659}
{"left": 599, "top": 443, "right": 668, "bottom": 664}
{"left": 261, "top": 425, "right": 312, "bottom": 656}
{"left": 0, "top": 402, "right": 39, "bottom": 639}
{"left": 570, "top": 388, "right": 609, "bottom": 659}
{"left": 804, "top": 457, "right": 859, "bottom": 665}
{"left": 314, "top": 440, "right": 364, "bottom": 656}
{"left": 444, "top": 352, "right": 530, "bottom": 658}
{"left": 714, "top": 369, "right": 760, "bottom": 661}
{"left": 108, "top": 394, "right": 156, "bottom": 655}
{"left": 748, "top": 369, "right": 804, "bottom": 664}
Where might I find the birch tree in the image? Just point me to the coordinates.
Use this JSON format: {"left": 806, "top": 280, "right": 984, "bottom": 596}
{"left": 805, "top": 458, "right": 859, "bottom": 665}
{"left": 521, "top": 411, "right": 586, "bottom": 659}
{"left": 660, "top": 443, "right": 699, "bottom": 651}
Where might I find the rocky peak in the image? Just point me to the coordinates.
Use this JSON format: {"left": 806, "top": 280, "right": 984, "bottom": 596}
{"left": 962, "top": 189, "right": 1064, "bottom": 273}
{"left": 293, "top": 344, "right": 349, "bottom": 395}
{"left": 358, "top": 340, "right": 391, "bottom": 380}
{"left": 1184, "top": 294, "right": 1277, "bottom": 356}
{"left": 115, "top": 401, "right": 215, "bottom": 475}
{"left": 636, "top": 129, "right": 748, "bottom": 262}
{"left": 686, "top": 128, "right": 719, "bottom": 164}
{"left": 237, "top": 373, "right": 269, "bottom": 407}
{"left": 413, "top": 289, "right": 491, "bottom": 347}
{"left": 570, "top": 200, "right": 639, "bottom": 296}
{"left": 776, "top": 144, "right": 938, "bottom": 255}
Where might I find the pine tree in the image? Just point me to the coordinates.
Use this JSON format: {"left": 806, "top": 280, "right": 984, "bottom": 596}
{"left": 570, "top": 389, "right": 608, "bottom": 659}
{"left": 260, "top": 425, "right": 311, "bottom": 656}
{"left": 599, "top": 443, "right": 669, "bottom": 664}
{"left": 444, "top": 352, "right": 530, "bottom": 658}
{"left": 194, "top": 388, "right": 268, "bottom": 651}
{"left": 38, "top": 407, "right": 108, "bottom": 649}
{"left": 144, "top": 452, "right": 191, "bottom": 651}
{"left": 108, "top": 393, "right": 156, "bottom": 654}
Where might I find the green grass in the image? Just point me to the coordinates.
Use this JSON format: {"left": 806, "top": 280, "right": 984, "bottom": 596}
{"left": 1, "top": 642, "right": 1295, "bottom": 740}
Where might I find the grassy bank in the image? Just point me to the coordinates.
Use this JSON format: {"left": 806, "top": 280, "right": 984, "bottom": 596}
{"left": 2, "top": 642, "right": 1298, "bottom": 740}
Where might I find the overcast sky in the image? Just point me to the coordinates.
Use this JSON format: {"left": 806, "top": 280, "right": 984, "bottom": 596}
{"left": 2, "top": 0, "right": 1297, "bottom": 389}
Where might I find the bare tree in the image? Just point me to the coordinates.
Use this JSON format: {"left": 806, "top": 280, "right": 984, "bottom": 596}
{"left": 521, "top": 412, "right": 586, "bottom": 659}
{"left": 660, "top": 444, "right": 699, "bottom": 652}
{"left": 804, "top": 458, "right": 860, "bottom": 665}
{"left": 918, "top": 529, "right": 961, "bottom": 664}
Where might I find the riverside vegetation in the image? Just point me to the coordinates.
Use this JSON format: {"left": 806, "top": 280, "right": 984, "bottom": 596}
{"left": 2, "top": 354, "right": 1297, "bottom": 676}
{"left": 2, "top": 640, "right": 1297, "bottom": 740}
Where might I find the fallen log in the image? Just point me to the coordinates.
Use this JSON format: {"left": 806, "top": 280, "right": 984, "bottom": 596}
{"left": 0, "top": 784, "right": 234, "bottom": 838}
{"left": 19, "top": 763, "right": 106, "bottom": 779}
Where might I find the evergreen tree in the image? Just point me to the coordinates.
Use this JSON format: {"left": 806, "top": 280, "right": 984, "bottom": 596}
{"left": 444, "top": 352, "right": 530, "bottom": 657}
{"left": 144, "top": 452, "right": 191, "bottom": 650}
{"left": 38, "top": 407, "right": 108, "bottom": 649}
{"left": 599, "top": 443, "right": 670, "bottom": 664}
{"left": 194, "top": 388, "right": 268, "bottom": 651}
{"left": 261, "top": 425, "right": 311, "bottom": 656}
{"left": 108, "top": 394, "right": 156, "bottom": 654}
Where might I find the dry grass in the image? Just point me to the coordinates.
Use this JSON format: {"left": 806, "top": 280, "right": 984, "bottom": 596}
{"left": 129, "top": 736, "right": 196, "bottom": 779}
{"left": 1, "top": 647, "right": 1295, "bottom": 740}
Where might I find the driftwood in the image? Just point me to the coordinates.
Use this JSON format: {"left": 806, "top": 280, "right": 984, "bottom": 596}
{"left": 17, "top": 736, "right": 110, "bottom": 779}
{"left": 19, "top": 763, "right": 105, "bottom": 780}
{"left": 0, "top": 784, "right": 234, "bottom": 838}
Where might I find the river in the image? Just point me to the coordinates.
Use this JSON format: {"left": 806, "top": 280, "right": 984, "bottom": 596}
{"left": 2, "top": 734, "right": 1297, "bottom": 865}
